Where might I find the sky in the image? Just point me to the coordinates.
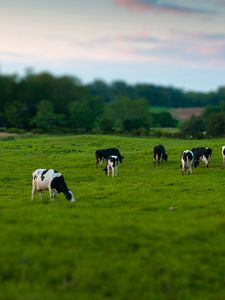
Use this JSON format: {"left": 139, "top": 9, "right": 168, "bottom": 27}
{"left": 0, "top": 0, "right": 225, "bottom": 92}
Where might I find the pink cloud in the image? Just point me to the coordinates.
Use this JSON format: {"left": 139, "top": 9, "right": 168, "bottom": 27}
{"left": 114, "top": 0, "right": 216, "bottom": 15}
{"left": 114, "top": 0, "right": 154, "bottom": 12}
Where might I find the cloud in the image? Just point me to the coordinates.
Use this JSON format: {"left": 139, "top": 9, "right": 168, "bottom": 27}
{"left": 114, "top": 0, "right": 216, "bottom": 15}
{"left": 173, "top": 30, "right": 225, "bottom": 42}
{"left": 129, "top": 30, "right": 225, "bottom": 68}
{"left": 46, "top": 31, "right": 160, "bottom": 48}
{"left": 44, "top": 29, "right": 225, "bottom": 68}
{"left": 197, "top": 33, "right": 225, "bottom": 41}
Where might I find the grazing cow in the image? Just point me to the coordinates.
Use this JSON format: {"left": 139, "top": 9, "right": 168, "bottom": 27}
{"left": 222, "top": 146, "right": 225, "bottom": 166}
{"left": 95, "top": 147, "right": 124, "bottom": 168}
{"left": 181, "top": 150, "right": 194, "bottom": 175}
{"left": 153, "top": 144, "right": 168, "bottom": 166}
{"left": 191, "top": 147, "right": 212, "bottom": 168}
{"left": 31, "top": 169, "right": 75, "bottom": 202}
{"left": 104, "top": 155, "right": 119, "bottom": 177}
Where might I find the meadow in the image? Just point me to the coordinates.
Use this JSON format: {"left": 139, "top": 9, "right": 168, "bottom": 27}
{"left": 0, "top": 134, "right": 225, "bottom": 300}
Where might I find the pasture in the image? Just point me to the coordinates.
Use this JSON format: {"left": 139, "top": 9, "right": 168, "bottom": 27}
{"left": 0, "top": 134, "right": 225, "bottom": 300}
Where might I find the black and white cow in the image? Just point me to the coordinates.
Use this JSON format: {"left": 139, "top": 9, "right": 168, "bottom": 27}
{"left": 222, "top": 146, "right": 225, "bottom": 166}
{"left": 181, "top": 150, "right": 194, "bottom": 175}
{"left": 153, "top": 144, "right": 168, "bottom": 166}
{"left": 104, "top": 155, "right": 119, "bottom": 177}
{"left": 31, "top": 169, "right": 75, "bottom": 202}
{"left": 95, "top": 147, "right": 124, "bottom": 168}
{"left": 191, "top": 147, "right": 212, "bottom": 168}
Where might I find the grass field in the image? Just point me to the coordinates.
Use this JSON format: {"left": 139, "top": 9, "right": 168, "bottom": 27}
{"left": 0, "top": 134, "right": 225, "bottom": 300}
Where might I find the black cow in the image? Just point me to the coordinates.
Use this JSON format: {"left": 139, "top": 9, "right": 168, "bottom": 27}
{"left": 95, "top": 147, "right": 124, "bottom": 168}
{"left": 191, "top": 147, "right": 212, "bottom": 168}
{"left": 153, "top": 144, "right": 168, "bottom": 166}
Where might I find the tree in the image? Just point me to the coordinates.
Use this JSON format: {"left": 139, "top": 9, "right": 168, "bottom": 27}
{"left": 202, "top": 105, "right": 220, "bottom": 119}
{"left": 31, "top": 100, "right": 65, "bottom": 131}
{"left": 152, "top": 111, "right": 178, "bottom": 128}
{"left": 69, "top": 97, "right": 104, "bottom": 131}
{"left": 206, "top": 112, "right": 225, "bottom": 137}
{"left": 87, "top": 80, "right": 112, "bottom": 102}
{"left": 103, "top": 97, "right": 152, "bottom": 131}
{"left": 4, "top": 101, "right": 30, "bottom": 129}
{"left": 98, "top": 118, "right": 115, "bottom": 133}
{"left": 180, "top": 116, "right": 205, "bottom": 139}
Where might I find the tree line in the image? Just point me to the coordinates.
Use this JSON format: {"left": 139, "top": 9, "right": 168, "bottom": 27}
{"left": 0, "top": 70, "right": 225, "bottom": 135}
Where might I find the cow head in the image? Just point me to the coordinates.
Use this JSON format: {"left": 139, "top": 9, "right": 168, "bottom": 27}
{"left": 119, "top": 156, "right": 124, "bottom": 163}
{"left": 65, "top": 191, "right": 75, "bottom": 202}
{"left": 163, "top": 153, "right": 168, "bottom": 161}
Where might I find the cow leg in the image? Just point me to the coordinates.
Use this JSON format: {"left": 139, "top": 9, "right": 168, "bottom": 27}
{"left": 50, "top": 189, "right": 57, "bottom": 201}
{"left": 38, "top": 191, "right": 43, "bottom": 200}
{"left": 31, "top": 183, "right": 36, "bottom": 201}
{"left": 188, "top": 161, "right": 193, "bottom": 175}
{"left": 115, "top": 165, "right": 118, "bottom": 176}
{"left": 112, "top": 167, "right": 114, "bottom": 177}
{"left": 182, "top": 166, "right": 185, "bottom": 175}
{"left": 202, "top": 155, "right": 208, "bottom": 167}
{"left": 100, "top": 158, "right": 104, "bottom": 169}
{"left": 31, "top": 180, "right": 37, "bottom": 200}
{"left": 31, "top": 188, "right": 35, "bottom": 201}
{"left": 107, "top": 166, "right": 110, "bottom": 176}
{"left": 158, "top": 154, "right": 161, "bottom": 165}
{"left": 48, "top": 187, "right": 55, "bottom": 201}
{"left": 181, "top": 162, "right": 186, "bottom": 175}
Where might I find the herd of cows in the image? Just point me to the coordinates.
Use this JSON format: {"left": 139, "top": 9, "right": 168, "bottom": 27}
{"left": 153, "top": 144, "right": 213, "bottom": 175}
{"left": 31, "top": 145, "right": 225, "bottom": 203}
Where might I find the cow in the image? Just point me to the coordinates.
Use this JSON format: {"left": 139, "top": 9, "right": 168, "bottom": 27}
{"left": 191, "top": 147, "right": 212, "bottom": 168}
{"left": 181, "top": 150, "right": 194, "bottom": 175}
{"left": 31, "top": 169, "right": 75, "bottom": 202}
{"left": 153, "top": 144, "right": 168, "bottom": 166}
{"left": 104, "top": 155, "right": 119, "bottom": 177}
{"left": 95, "top": 147, "right": 124, "bottom": 168}
{"left": 222, "top": 146, "right": 225, "bottom": 166}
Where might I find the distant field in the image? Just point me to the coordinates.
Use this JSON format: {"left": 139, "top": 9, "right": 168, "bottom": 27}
{"left": 0, "top": 134, "right": 225, "bottom": 300}
{"left": 170, "top": 107, "right": 204, "bottom": 121}
{"left": 0, "top": 132, "right": 17, "bottom": 137}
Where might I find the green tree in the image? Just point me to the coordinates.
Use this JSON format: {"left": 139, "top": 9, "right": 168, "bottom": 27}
{"left": 31, "top": 100, "right": 65, "bottom": 131}
{"left": 104, "top": 97, "right": 151, "bottom": 131}
{"left": 98, "top": 118, "right": 115, "bottom": 133}
{"left": 180, "top": 116, "right": 205, "bottom": 139}
{"left": 69, "top": 97, "right": 104, "bottom": 132}
{"left": 4, "top": 101, "right": 29, "bottom": 129}
{"left": 206, "top": 112, "right": 225, "bottom": 137}
{"left": 152, "top": 111, "right": 178, "bottom": 128}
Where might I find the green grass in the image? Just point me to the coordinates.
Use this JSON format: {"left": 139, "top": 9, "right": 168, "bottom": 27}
{"left": 0, "top": 134, "right": 225, "bottom": 300}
